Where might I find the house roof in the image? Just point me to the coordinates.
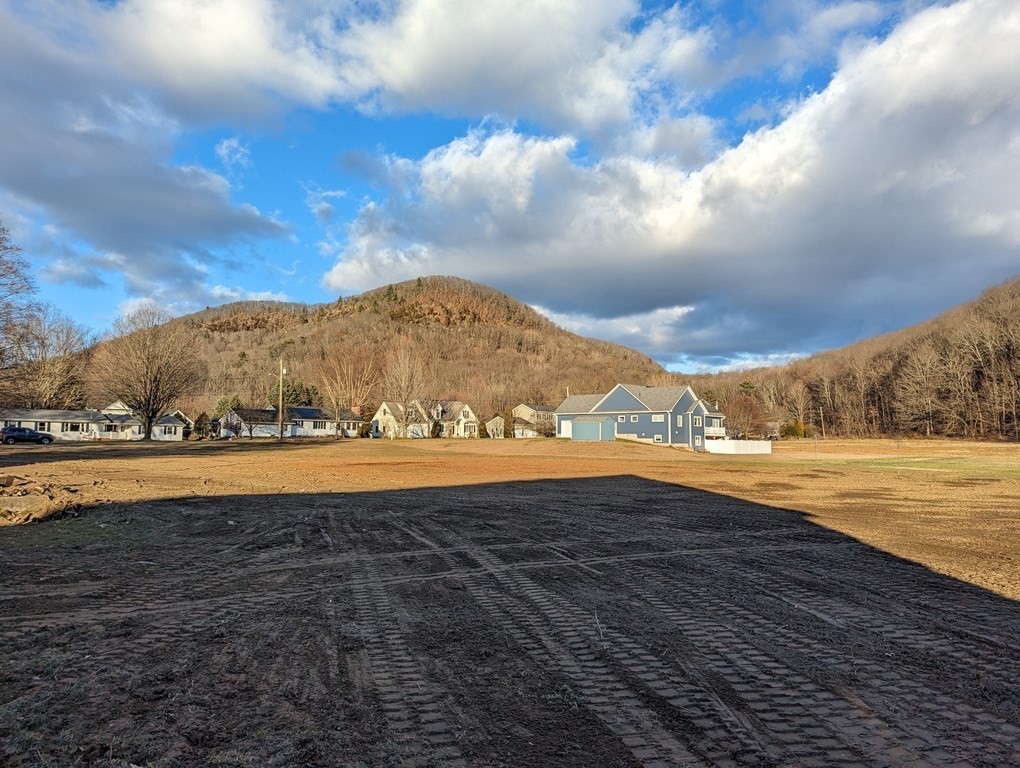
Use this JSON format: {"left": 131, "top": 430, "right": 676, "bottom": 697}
{"left": 170, "top": 410, "right": 195, "bottom": 427}
{"left": 287, "top": 406, "right": 360, "bottom": 422}
{"left": 377, "top": 401, "right": 406, "bottom": 417}
{"left": 554, "top": 394, "right": 604, "bottom": 414}
{"left": 485, "top": 415, "right": 530, "bottom": 426}
{"left": 229, "top": 408, "right": 293, "bottom": 425}
{"left": 0, "top": 408, "right": 142, "bottom": 424}
{"left": 288, "top": 406, "right": 332, "bottom": 421}
{"left": 689, "top": 399, "right": 725, "bottom": 417}
{"left": 520, "top": 403, "right": 555, "bottom": 412}
{"left": 436, "top": 401, "right": 475, "bottom": 423}
{"left": 618, "top": 384, "right": 692, "bottom": 412}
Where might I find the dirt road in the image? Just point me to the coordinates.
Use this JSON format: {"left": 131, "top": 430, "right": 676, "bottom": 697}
{"left": 2, "top": 439, "right": 1019, "bottom": 766}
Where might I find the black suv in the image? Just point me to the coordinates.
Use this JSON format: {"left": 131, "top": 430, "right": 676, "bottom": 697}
{"left": 1, "top": 426, "right": 54, "bottom": 445}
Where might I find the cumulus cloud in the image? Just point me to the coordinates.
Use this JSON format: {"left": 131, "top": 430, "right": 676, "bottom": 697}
{"left": 0, "top": 2, "right": 287, "bottom": 311}
{"left": 323, "top": 0, "right": 1020, "bottom": 367}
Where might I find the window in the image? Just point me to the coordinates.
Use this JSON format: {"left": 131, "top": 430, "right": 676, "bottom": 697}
{"left": 654, "top": 434, "right": 663, "bottom": 443}
{"left": 105, "top": 424, "right": 117, "bottom": 432}
{"left": 63, "top": 423, "right": 81, "bottom": 432}
{"left": 630, "top": 415, "right": 638, "bottom": 422}
{"left": 294, "top": 420, "right": 304, "bottom": 427}
{"left": 617, "top": 415, "right": 625, "bottom": 422}
{"left": 313, "top": 421, "right": 326, "bottom": 430}
{"left": 651, "top": 414, "right": 664, "bottom": 423}
{"left": 676, "top": 415, "right": 683, "bottom": 427}
{"left": 695, "top": 435, "right": 702, "bottom": 446}
{"left": 37, "top": 422, "right": 48, "bottom": 431}
{"left": 162, "top": 425, "right": 177, "bottom": 435}
{"left": 693, "top": 416, "right": 702, "bottom": 427}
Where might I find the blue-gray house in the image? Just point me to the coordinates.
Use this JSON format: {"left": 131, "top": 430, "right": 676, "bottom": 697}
{"left": 554, "top": 384, "right": 726, "bottom": 451}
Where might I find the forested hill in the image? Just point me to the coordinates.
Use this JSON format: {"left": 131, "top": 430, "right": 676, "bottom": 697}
{"left": 679, "top": 276, "right": 1020, "bottom": 440}
{"left": 179, "top": 276, "right": 664, "bottom": 416}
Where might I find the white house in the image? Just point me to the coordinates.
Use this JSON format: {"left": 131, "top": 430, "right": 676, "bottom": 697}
{"left": 289, "top": 406, "right": 362, "bottom": 438}
{"left": 371, "top": 400, "right": 478, "bottom": 438}
{"left": 0, "top": 402, "right": 186, "bottom": 442}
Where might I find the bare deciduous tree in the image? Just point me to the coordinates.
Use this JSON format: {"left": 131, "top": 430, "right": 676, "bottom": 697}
{"left": 894, "top": 342, "right": 942, "bottom": 437}
{"left": 90, "top": 307, "right": 207, "bottom": 440}
{"left": 312, "top": 344, "right": 380, "bottom": 437}
{"left": 785, "top": 380, "right": 812, "bottom": 438}
{"left": 383, "top": 338, "right": 425, "bottom": 437}
{"left": 723, "top": 394, "right": 765, "bottom": 438}
{"left": 7, "top": 305, "right": 95, "bottom": 408}
{"left": 0, "top": 222, "right": 38, "bottom": 378}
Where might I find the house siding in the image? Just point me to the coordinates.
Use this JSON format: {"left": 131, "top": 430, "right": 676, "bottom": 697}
{"left": 592, "top": 387, "right": 648, "bottom": 413}
{"left": 613, "top": 412, "right": 669, "bottom": 443}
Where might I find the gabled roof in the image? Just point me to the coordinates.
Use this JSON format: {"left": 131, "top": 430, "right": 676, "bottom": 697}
{"left": 618, "top": 384, "right": 694, "bottom": 412}
{"left": 554, "top": 394, "right": 604, "bottom": 414}
{"left": 170, "top": 410, "right": 195, "bottom": 427}
{"left": 690, "top": 399, "right": 725, "bottom": 417}
{"left": 435, "top": 401, "right": 476, "bottom": 422}
{"left": 520, "top": 403, "right": 555, "bottom": 412}
{"left": 377, "top": 401, "right": 406, "bottom": 417}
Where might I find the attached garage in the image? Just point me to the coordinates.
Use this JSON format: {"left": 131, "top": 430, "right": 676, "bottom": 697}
{"left": 570, "top": 415, "right": 617, "bottom": 442}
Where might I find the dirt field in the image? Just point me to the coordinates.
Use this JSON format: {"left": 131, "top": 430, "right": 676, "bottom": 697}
{"left": 2, "top": 438, "right": 1019, "bottom": 766}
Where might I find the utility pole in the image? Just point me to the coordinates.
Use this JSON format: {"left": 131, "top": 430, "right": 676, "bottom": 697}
{"left": 277, "top": 357, "right": 285, "bottom": 442}
{"left": 819, "top": 406, "right": 826, "bottom": 440}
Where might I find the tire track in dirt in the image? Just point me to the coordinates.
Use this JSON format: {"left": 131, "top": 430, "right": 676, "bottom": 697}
{"left": 417, "top": 519, "right": 716, "bottom": 767}
{"left": 335, "top": 516, "right": 467, "bottom": 768}
{"left": 730, "top": 550, "right": 1020, "bottom": 697}
{"left": 623, "top": 564, "right": 910, "bottom": 766}
{"left": 626, "top": 561, "right": 1019, "bottom": 766}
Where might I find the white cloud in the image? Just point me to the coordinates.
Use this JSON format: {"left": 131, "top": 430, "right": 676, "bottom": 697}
{"left": 209, "top": 285, "right": 290, "bottom": 302}
{"left": 322, "top": 0, "right": 1020, "bottom": 366}
{"left": 305, "top": 187, "right": 347, "bottom": 224}
{"left": 97, "top": 0, "right": 348, "bottom": 119}
{"left": 216, "top": 137, "right": 252, "bottom": 172}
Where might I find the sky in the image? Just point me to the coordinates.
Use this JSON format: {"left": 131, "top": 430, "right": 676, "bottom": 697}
{"left": 1, "top": 0, "right": 1018, "bottom": 372}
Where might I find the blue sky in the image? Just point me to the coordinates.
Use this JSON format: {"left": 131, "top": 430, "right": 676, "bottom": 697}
{"left": 2, "top": 0, "right": 1018, "bottom": 371}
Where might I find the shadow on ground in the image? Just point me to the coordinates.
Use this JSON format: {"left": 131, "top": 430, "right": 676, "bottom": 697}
{"left": 2, "top": 476, "right": 1019, "bottom": 767}
{"left": 0, "top": 437, "right": 352, "bottom": 470}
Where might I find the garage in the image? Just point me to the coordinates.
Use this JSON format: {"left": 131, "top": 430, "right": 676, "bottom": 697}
{"left": 570, "top": 415, "right": 617, "bottom": 441}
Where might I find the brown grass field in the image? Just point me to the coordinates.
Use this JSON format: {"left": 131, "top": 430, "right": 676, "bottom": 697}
{"left": 2, "top": 437, "right": 1019, "bottom": 766}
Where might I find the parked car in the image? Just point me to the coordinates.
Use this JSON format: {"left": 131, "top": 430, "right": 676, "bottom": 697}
{"left": 1, "top": 426, "right": 54, "bottom": 445}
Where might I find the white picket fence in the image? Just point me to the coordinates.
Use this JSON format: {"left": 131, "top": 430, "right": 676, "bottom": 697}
{"left": 704, "top": 439, "right": 772, "bottom": 455}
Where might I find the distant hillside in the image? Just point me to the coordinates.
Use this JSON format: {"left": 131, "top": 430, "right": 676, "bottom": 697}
{"left": 178, "top": 276, "right": 664, "bottom": 417}
{"left": 671, "top": 276, "right": 1020, "bottom": 440}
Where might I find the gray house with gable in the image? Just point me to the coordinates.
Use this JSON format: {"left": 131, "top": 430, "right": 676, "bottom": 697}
{"left": 554, "top": 384, "right": 726, "bottom": 451}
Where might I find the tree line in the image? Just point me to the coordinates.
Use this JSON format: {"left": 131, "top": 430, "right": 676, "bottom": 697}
{"left": 675, "top": 278, "right": 1020, "bottom": 440}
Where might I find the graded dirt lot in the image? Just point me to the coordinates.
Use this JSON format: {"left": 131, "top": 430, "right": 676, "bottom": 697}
{"left": 1, "top": 438, "right": 1019, "bottom": 766}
